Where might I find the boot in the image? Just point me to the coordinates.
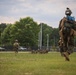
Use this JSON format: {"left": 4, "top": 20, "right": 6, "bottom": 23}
{"left": 63, "top": 52, "right": 70, "bottom": 61}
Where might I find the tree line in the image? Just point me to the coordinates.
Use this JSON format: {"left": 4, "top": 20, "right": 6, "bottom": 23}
{"left": 0, "top": 17, "right": 62, "bottom": 49}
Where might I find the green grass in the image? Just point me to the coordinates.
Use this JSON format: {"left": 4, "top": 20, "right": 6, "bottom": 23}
{"left": 0, "top": 52, "right": 76, "bottom": 75}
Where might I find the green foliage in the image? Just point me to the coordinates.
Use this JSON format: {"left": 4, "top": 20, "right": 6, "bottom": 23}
{"left": 0, "top": 17, "right": 60, "bottom": 47}
{"left": 50, "top": 28, "right": 59, "bottom": 46}
{"left": 1, "top": 24, "right": 12, "bottom": 45}
{"left": 0, "top": 23, "right": 7, "bottom": 33}
{"left": 1, "top": 17, "right": 40, "bottom": 46}
{"left": 0, "top": 23, "right": 7, "bottom": 46}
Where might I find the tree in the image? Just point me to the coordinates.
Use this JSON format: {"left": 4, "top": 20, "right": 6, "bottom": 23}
{"left": 0, "top": 23, "right": 7, "bottom": 46}
{"left": 3, "top": 17, "right": 40, "bottom": 47}
{"left": 1, "top": 17, "right": 60, "bottom": 49}
{"left": 1, "top": 24, "right": 12, "bottom": 45}
{"left": 50, "top": 28, "right": 59, "bottom": 46}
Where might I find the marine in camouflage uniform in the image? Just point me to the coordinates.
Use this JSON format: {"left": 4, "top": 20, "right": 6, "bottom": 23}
{"left": 13, "top": 40, "right": 19, "bottom": 54}
{"left": 58, "top": 8, "right": 75, "bottom": 61}
{"left": 65, "top": 8, "right": 74, "bottom": 47}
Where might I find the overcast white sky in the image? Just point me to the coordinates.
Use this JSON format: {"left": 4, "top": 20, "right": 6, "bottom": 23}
{"left": 0, "top": 0, "right": 76, "bottom": 28}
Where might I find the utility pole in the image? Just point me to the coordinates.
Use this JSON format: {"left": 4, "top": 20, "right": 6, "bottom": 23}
{"left": 40, "top": 23, "right": 42, "bottom": 50}
{"left": 38, "top": 32, "right": 40, "bottom": 50}
{"left": 47, "top": 34, "right": 49, "bottom": 50}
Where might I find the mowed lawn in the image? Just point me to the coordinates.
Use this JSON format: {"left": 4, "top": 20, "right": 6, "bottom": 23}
{"left": 0, "top": 52, "right": 76, "bottom": 75}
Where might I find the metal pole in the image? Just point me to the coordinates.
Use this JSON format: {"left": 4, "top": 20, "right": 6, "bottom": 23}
{"left": 47, "top": 34, "right": 49, "bottom": 50}
{"left": 38, "top": 32, "right": 40, "bottom": 50}
{"left": 40, "top": 23, "right": 42, "bottom": 50}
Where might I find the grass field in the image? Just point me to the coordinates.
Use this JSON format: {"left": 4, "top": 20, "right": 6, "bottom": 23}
{"left": 0, "top": 52, "right": 76, "bottom": 75}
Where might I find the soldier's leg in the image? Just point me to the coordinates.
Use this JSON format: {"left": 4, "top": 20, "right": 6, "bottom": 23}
{"left": 68, "top": 36, "right": 74, "bottom": 55}
{"left": 63, "top": 52, "right": 70, "bottom": 61}
{"left": 63, "top": 44, "right": 70, "bottom": 61}
{"left": 59, "top": 46, "right": 64, "bottom": 56}
{"left": 15, "top": 48, "right": 18, "bottom": 56}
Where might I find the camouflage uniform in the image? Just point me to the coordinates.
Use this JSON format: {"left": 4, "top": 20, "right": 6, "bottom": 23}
{"left": 65, "top": 8, "right": 74, "bottom": 55}
{"left": 58, "top": 38, "right": 64, "bottom": 56}
{"left": 13, "top": 40, "right": 19, "bottom": 53}
{"left": 58, "top": 38, "right": 70, "bottom": 61}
